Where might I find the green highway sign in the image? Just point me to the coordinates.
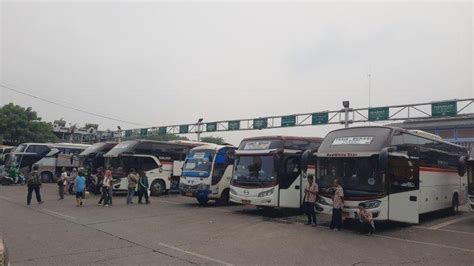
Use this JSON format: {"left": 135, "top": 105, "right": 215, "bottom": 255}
{"left": 281, "top": 115, "right": 296, "bottom": 127}
{"left": 312, "top": 112, "right": 328, "bottom": 125}
{"left": 206, "top": 122, "right": 217, "bottom": 132}
{"left": 228, "top": 121, "right": 240, "bottom": 131}
{"left": 179, "top": 125, "right": 189, "bottom": 134}
{"left": 253, "top": 118, "right": 268, "bottom": 129}
{"left": 124, "top": 130, "right": 132, "bottom": 137}
{"left": 140, "top": 128, "right": 148, "bottom": 136}
{"left": 158, "top": 127, "right": 167, "bottom": 135}
{"left": 432, "top": 101, "right": 457, "bottom": 117}
{"left": 368, "top": 107, "right": 389, "bottom": 121}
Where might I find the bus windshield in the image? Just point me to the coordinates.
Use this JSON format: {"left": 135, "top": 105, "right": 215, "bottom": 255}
{"left": 318, "top": 156, "right": 383, "bottom": 193}
{"left": 233, "top": 155, "right": 276, "bottom": 185}
{"left": 182, "top": 150, "right": 214, "bottom": 178}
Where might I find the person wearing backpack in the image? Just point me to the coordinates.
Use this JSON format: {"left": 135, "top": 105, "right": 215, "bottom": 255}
{"left": 26, "top": 164, "right": 43, "bottom": 205}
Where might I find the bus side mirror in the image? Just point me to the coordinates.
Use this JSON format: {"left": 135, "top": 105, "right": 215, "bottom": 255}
{"left": 225, "top": 150, "right": 236, "bottom": 161}
{"left": 301, "top": 149, "right": 316, "bottom": 173}
{"left": 46, "top": 148, "right": 60, "bottom": 158}
{"left": 379, "top": 147, "right": 394, "bottom": 172}
{"left": 458, "top": 156, "right": 467, "bottom": 177}
{"left": 274, "top": 149, "right": 284, "bottom": 175}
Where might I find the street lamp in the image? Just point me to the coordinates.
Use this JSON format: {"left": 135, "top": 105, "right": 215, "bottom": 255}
{"left": 196, "top": 118, "right": 203, "bottom": 142}
{"left": 342, "top": 101, "right": 352, "bottom": 128}
{"left": 117, "top": 126, "right": 122, "bottom": 142}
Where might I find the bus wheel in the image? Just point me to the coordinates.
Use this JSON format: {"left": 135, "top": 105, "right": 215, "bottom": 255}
{"left": 197, "top": 198, "right": 209, "bottom": 206}
{"left": 150, "top": 180, "right": 166, "bottom": 196}
{"left": 217, "top": 189, "right": 230, "bottom": 206}
{"left": 451, "top": 194, "right": 459, "bottom": 215}
{"left": 40, "top": 172, "right": 53, "bottom": 183}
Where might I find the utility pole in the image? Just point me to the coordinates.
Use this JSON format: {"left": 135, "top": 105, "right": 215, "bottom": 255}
{"left": 342, "top": 101, "right": 351, "bottom": 128}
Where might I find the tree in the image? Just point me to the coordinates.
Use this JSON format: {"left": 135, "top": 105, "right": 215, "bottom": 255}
{"left": 0, "top": 103, "right": 58, "bottom": 145}
{"left": 200, "top": 136, "right": 226, "bottom": 145}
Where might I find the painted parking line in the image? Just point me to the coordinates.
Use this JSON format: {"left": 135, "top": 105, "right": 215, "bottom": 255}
{"left": 159, "top": 242, "right": 233, "bottom": 266}
{"left": 413, "top": 226, "right": 474, "bottom": 236}
{"left": 428, "top": 216, "right": 474, "bottom": 230}
{"left": 41, "top": 209, "right": 77, "bottom": 221}
{"left": 374, "top": 234, "right": 474, "bottom": 253}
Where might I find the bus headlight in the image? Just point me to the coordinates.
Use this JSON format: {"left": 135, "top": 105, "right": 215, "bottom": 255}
{"left": 361, "top": 200, "right": 381, "bottom": 209}
{"left": 230, "top": 188, "right": 237, "bottom": 195}
{"left": 317, "top": 197, "right": 330, "bottom": 206}
{"left": 258, "top": 188, "right": 274, "bottom": 198}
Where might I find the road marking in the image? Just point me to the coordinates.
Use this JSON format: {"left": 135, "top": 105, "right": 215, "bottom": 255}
{"left": 0, "top": 196, "right": 10, "bottom": 201}
{"left": 159, "top": 242, "right": 233, "bottom": 266}
{"left": 428, "top": 216, "right": 474, "bottom": 230}
{"left": 41, "top": 209, "right": 76, "bottom": 220}
{"left": 374, "top": 234, "right": 474, "bottom": 253}
{"left": 413, "top": 226, "right": 474, "bottom": 236}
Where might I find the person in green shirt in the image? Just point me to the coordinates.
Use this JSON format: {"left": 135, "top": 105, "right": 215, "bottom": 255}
{"left": 137, "top": 170, "right": 150, "bottom": 204}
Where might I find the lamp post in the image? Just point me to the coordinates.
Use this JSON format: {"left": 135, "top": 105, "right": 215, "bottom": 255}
{"left": 342, "top": 101, "right": 352, "bottom": 128}
{"left": 117, "top": 126, "right": 122, "bottom": 143}
{"left": 196, "top": 118, "right": 203, "bottom": 142}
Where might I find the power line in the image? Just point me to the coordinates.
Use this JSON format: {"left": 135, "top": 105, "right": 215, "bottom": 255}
{"left": 0, "top": 82, "right": 152, "bottom": 127}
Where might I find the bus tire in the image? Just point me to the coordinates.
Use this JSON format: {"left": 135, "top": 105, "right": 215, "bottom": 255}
{"left": 197, "top": 198, "right": 209, "bottom": 206}
{"left": 150, "top": 180, "right": 166, "bottom": 196}
{"left": 40, "top": 172, "right": 53, "bottom": 183}
{"left": 450, "top": 194, "right": 459, "bottom": 215}
{"left": 217, "top": 189, "right": 230, "bottom": 206}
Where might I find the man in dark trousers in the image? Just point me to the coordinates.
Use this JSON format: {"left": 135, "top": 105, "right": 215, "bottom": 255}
{"left": 26, "top": 164, "right": 43, "bottom": 205}
{"left": 303, "top": 175, "right": 319, "bottom": 227}
{"left": 137, "top": 170, "right": 150, "bottom": 204}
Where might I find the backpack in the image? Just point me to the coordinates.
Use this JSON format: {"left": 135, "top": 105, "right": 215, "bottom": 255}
{"left": 27, "top": 171, "right": 40, "bottom": 187}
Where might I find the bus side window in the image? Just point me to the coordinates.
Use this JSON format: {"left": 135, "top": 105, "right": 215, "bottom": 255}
{"left": 388, "top": 156, "right": 419, "bottom": 193}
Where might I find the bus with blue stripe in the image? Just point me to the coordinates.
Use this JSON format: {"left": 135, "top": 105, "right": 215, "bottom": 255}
{"left": 180, "top": 144, "right": 237, "bottom": 205}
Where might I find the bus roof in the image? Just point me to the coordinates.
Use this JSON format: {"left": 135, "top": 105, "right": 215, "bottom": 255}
{"left": 318, "top": 126, "right": 466, "bottom": 155}
{"left": 190, "top": 143, "right": 236, "bottom": 152}
{"left": 80, "top": 142, "right": 118, "bottom": 157}
{"left": 241, "top": 135, "right": 323, "bottom": 143}
{"left": 104, "top": 139, "right": 206, "bottom": 157}
{"left": 54, "top": 143, "right": 91, "bottom": 149}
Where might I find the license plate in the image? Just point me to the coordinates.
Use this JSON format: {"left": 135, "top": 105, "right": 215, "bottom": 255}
{"left": 185, "top": 192, "right": 193, "bottom": 197}
{"left": 242, "top": 200, "right": 251, "bottom": 205}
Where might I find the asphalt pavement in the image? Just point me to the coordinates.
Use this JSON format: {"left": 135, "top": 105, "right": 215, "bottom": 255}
{"left": 0, "top": 184, "right": 473, "bottom": 265}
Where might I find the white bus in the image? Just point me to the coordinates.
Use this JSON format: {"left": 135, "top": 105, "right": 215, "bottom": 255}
{"left": 308, "top": 126, "right": 468, "bottom": 224}
{"left": 467, "top": 147, "right": 474, "bottom": 211}
{"left": 0, "top": 146, "right": 14, "bottom": 165}
{"left": 104, "top": 140, "right": 205, "bottom": 196}
{"left": 180, "top": 144, "right": 237, "bottom": 205}
{"left": 6, "top": 142, "right": 90, "bottom": 182}
{"left": 229, "top": 136, "right": 322, "bottom": 208}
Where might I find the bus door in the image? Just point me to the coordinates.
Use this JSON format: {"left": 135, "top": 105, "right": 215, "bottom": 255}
{"left": 387, "top": 152, "right": 420, "bottom": 224}
{"left": 278, "top": 156, "right": 302, "bottom": 208}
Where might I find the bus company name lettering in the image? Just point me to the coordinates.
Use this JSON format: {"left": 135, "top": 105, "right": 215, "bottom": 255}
{"left": 326, "top": 153, "right": 358, "bottom": 157}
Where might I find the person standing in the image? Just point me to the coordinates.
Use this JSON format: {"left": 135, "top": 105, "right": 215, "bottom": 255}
{"left": 105, "top": 168, "right": 113, "bottom": 205}
{"left": 357, "top": 204, "right": 375, "bottom": 235}
{"left": 330, "top": 179, "right": 344, "bottom": 231}
{"left": 68, "top": 168, "right": 78, "bottom": 194}
{"left": 57, "top": 168, "right": 68, "bottom": 200}
{"left": 74, "top": 169, "right": 86, "bottom": 207}
{"left": 26, "top": 165, "right": 42, "bottom": 205}
{"left": 126, "top": 168, "right": 138, "bottom": 204}
{"left": 303, "top": 175, "right": 318, "bottom": 227}
{"left": 137, "top": 170, "right": 150, "bottom": 204}
{"left": 98, "top": 169, "right": 112, "bottom": 206}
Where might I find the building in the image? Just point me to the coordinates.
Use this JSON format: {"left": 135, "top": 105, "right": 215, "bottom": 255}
{"left": 52, "top": 121, "right": 115, "bottom": 144}
{"left": 388, "top": 114, "right": 474, "bottom": 149}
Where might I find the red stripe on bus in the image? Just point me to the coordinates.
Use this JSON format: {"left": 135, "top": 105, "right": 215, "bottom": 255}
{"left": 419, "top": 167, "right": 458, "bottom": 173}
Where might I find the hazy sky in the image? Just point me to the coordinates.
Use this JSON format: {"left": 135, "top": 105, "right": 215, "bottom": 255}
{"left": 1, "top": 1, "right": 473, "bottom": 145}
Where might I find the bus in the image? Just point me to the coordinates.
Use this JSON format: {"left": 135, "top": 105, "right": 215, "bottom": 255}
{"left": 79, "top": 142, "right": 118, "bottom": 173}
{"left": 468, "top": 147, "right": 474, "bottom": 211}
{"left": 104, "top": 140, "right": 205, "bottom": 196}
{"left": 6, "top": 142, "right": 90, "bottom": 182}
{"left": 229, "top": 136, "right": 323, "bottom": 208}
{"left": 307, "top": 126, "right": 468, "bottom": 224}
{"left": 180, "top": 144, "right": 237, "bottom": 205}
